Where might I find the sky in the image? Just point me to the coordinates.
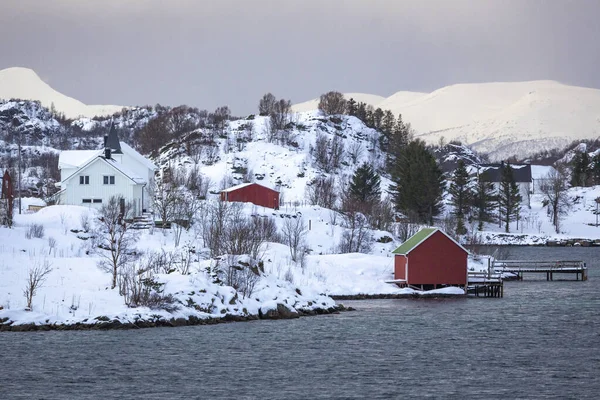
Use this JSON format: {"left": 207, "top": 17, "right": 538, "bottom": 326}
{"left": 1, "top": 0, "right": 600, "bottom": 115}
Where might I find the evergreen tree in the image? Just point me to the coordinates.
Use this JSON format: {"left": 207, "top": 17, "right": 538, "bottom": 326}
{"left": 448, "top": 160, "right": 473, "bottom": 235}
{"left": 356, "top": 102, "right": 367, "bottom": 122}
{"left": 349, "top": 163, "right": 381, "bottom": 204}
{"left": 570, "top": 151, "right": 591, "bottom": 187}
{"left": 390, "top": 139, "right": 445, "bottom": 225}
{"left": 385, "top": 114, "right": 412, "bottom": 170}
{"left": 364, "top": 106, "right": 375, "bottom": 128}
{"left": 473, "top": 178, "right": 496, "bottom": 231}
{"left": 591, "top": 153, "right": 600, "bottom": 185}
{"left": 372, "top": 108, "right": 384, "bottom": 131}
{"left": 346, "top": 98, "right": 357, "bottom": 116}
{"left": 498, "top": 163, "right": 522, "bottom": 233}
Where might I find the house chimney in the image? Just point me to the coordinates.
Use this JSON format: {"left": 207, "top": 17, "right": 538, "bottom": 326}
{"left": 103, "top": 135, "right": 108, "bottom": 148}
{"left": 105, "top": 148, "right": 111, "bottom": 160}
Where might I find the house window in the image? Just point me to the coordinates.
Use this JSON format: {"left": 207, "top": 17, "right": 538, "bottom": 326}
{"left": 92, "top": 199, "right": 102, "bottom": 204}
{"left": 103, "top": 175, "right": 115, "bottom": 185}
{"left": 79, "top": 175, "right": 89, "bottom": 185}
{"left": 82, "top": 199, "right": 92, "bottom": 204}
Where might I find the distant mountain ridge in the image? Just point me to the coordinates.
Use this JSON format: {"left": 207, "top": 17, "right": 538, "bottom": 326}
{"left": 0, "top": 67, "right": 124, "bottom": 119}
{"left": 2, "top": 66, "right": 599, "bottom": 161}
{"left": 293, "top": 81, "right": 600, "bottom": 161}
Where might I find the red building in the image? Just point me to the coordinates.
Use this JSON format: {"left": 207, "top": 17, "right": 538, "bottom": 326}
{"left": 392, "top": 227, "right": 469, "bottom": 290}
{"left": 1, "top": 170, "right": 14, "bottom": 224}
{"left": 220, "top": 182, "right": 280, "bottom": 209}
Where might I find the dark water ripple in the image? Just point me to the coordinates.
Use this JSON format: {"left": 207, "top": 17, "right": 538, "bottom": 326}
{"left": 1, "top": 247, "right": 599, "bottom": 399}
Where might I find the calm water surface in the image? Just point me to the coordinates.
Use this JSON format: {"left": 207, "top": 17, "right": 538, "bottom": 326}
{"left": 1, "top": 247, "right": 599, "bottom": 399}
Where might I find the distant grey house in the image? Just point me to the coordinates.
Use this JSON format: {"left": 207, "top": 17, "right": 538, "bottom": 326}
{"left": 477, "top": 163, "right": 532, "bottom": 206}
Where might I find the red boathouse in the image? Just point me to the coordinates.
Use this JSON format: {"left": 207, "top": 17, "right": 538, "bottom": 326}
{"left": 392, "top": 227, "right": 469, "bottom": 290}
{"left": 220, "top": 182, "right": 280, "bottom": 209}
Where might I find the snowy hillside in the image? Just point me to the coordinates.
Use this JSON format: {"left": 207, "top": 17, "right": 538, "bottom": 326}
{"left": 157, "top": 111, "right": 392, "bottom": 202}
{"left": 294, "top": 81, "right": 600, "bottom": 161}
{"left": 0, "top": 67, "right": 124, "bottom": 119}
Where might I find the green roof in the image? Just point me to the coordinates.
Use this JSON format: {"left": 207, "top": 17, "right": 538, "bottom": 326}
{"left": 392, "top": 228, "right": 437, "bottom": 255}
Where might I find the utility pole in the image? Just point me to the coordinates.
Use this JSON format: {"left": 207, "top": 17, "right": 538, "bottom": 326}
{"left": 595, "top": 197, "right": 600, "bottom": 227}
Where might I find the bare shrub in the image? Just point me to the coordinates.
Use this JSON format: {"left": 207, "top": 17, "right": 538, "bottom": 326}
{"left": 312, "top": 133, "right": 329, "bottom": 170}
{"left": 318, "top": 91, "right": 347, "bottom": 115}
{"left": 93, "top": 196, "right": 138, "bottom": 290}
{"left": 80, "top": 212, "right": 91, "bottom": 232}
{"left": 146, "top": 249, "right": 177, "bottom": 274}
{"left": 26, "top": 223, "right": 45, "bottom": 239}
{"left": 394, "top": 219, "right": 420, "bottom": 242}
{"left": 221, "top": 256, "right": 261, "bottom": 299}
{"left": 281, "top": 215, "right": 307, "bottom": 262}
{"left": 338, "top": 212, "right": 372, "bottom": 253}
{"left": 23, "top": 259, "right": 52, "bottom": 310}
{"left": 118, "top": 258, "right": 179, "bottom": 312}
{"left": 48, "top": 237, "right": 57, "bottom": 255}
{"left": 305, "top": 176, "right": 337, "bottom": 208}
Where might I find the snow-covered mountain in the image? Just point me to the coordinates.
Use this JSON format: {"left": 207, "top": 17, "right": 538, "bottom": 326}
{"left": 294, "top": 81, "right": 600, "bottom": 161}
{"left": 0, "top": 67, "right": 124, "bottom": 119}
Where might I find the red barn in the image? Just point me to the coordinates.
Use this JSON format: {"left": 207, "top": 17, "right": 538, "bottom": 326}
{"left": 392, "top": 228, "right": 469, "bottom": 290}
{"left": 220, "top": 182, "right": 279, "bottom": 209}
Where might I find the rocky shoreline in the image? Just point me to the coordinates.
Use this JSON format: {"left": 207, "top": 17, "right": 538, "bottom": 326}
{"left": 0, "top": 304, "right": 352, "bottom": 332}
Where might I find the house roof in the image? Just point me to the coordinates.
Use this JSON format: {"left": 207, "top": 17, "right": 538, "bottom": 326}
{"left": 478, "top": 163, "right": 532, "bottom": 183}
{"left": 392, "top": 228, "right": 469, "bottom": 256}
{"left": 61, "top": 155, "right": 146, "bottom": 186}
{"left": 121, "top": 142, "right": 157, "bottom": 171}
{"left": 58, "top": 149, "right": 102, "bottom": 169}
{"left": 221, "top": 182, "right": 279, "bottom": 193}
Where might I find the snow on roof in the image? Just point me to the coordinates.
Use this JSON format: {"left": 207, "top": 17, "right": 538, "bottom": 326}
{"left": 58, "top": 149, "right": 102, "bottom": 169}
{"left": 104, "top": 158, "right": 146, "bottom": 184}
{"left": 531, "top": 165, "right": 557, "bottom": 180}
{"left": 61, "top": 155, "right": 146, "bottom": 185}
{"left": 121, "top": 142, "right": 157, "bottom": 171}
{"left": 221, "top": 182, "right": 278, "bottom": 193}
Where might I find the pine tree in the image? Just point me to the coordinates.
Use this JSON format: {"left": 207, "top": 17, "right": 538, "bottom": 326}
{"left": 356, "top": 102, "right": 367, "bottom": 123}
{"left": 349, "top": 163, "right": 381, "bottom": 204}
{"left": 448, "top": 160, "right": 473, "bottom": 235}
{"left": 385, "top": 114, "right": 412, "bottom": 170}
{"left": 570, "top": 151, "right": 591, "bottom": 187}
{"left": 372, "top": 108, "right": 384, "bottom": 131}
{"left": 498, "top": 164, "right": 522, "bottom": 233}
{"left": 473, "top": 178, "right": 496, "bottom": 231}
{"left": 346, "top": 98, "right": 357, "bottom": 116}
{"left": 390, "top": 139, "right": 445, "bottom": 225}
{"left": 591, "top": 153, "right": 600, "bottom": 185}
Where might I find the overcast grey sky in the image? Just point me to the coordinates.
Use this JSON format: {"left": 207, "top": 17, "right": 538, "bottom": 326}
{"left": 1, "top": 0, "right": 599, "bottom": 115}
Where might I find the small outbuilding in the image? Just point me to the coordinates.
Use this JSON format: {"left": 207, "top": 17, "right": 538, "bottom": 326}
{"left": 220, "top": 182, "right": 280, "bottom": 209}
{"left": 392, "top": 227, "right": 469, "bottom": 290}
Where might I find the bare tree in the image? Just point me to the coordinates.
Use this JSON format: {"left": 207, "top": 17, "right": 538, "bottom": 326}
{"left": 312, "top": 132, "right": 330, "bottom": 170}
{"left": 269, "top": 99, "right": 292, "bottom": 133}
{"left": 347, "top": 140, "right": 364, "bottom": 164}
{"left": 23, "top": 259, "right": 53, "bottom": 310}
{"left": 94, "top": 196, "right": 138, "bottom": 290}
{"left": 281, "top": 215, "right": 307, "bottom": 262}
{"left": 540, "top": 166, "right": 570, "bottom": 233}
{"left": 305, "top": 176, "right": 337, "bottom": 209}
{"left": 318, "top": 91, "right": 347, "bottom": 115}
{"left": 329, "top": 135, "right": 345, "bottom": 170}
{"left": 198, "top": 200, "right": 234, "bottom": 258}
{"left": 149, "top": 172, "right": 178, "bottom": 227}
{"left": 259, "top": 93, "right": 277, "bottom": 116}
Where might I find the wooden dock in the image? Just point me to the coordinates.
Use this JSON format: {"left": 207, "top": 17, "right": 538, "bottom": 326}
{"left": 493, "top": 260, "right": 588, "bottom": 281}
{"left": 467, "top": 272, "right": 504, "bottom": 298}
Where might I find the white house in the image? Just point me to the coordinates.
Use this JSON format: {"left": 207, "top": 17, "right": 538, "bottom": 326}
{"left": 477, "top": 163, "right": 533, "bottom": 206}
{"left": 55, "top": 128, "right": 157, "bottom": 215}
